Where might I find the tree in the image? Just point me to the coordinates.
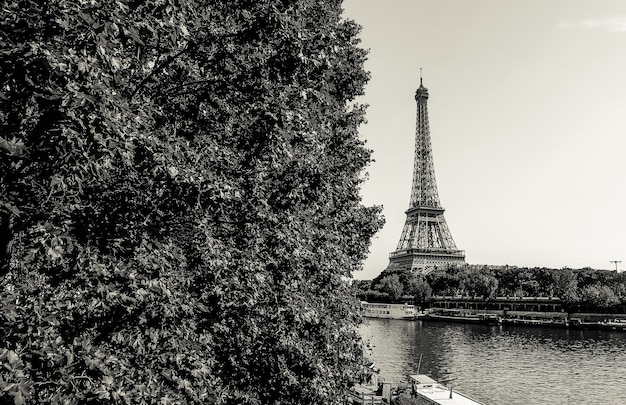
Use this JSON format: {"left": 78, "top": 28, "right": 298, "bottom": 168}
{"left": 553, "top": 269, "right": 579, "bottom": 304}
{"left": 530, "top": 267, "right": 555, "bottom": 297}
{"left": 378, "top": 274, "right": 404, "bottom": 303}
{"left": 410, "top": 276, "right": 432, "bottom": 308}
{"left": 465, "top": 272, "right": 498, "bottom": 299}
{"left": 580, "top": 285, "right": 620, "bottom": 308}
{"left": 1, "top": 1, "right": 382, "bottom": 403}
{"left": 492, "top": 267, "right": 518, "bottom": 296}
{"left": 430, "top": 267, "right": 465, "bottom": 296}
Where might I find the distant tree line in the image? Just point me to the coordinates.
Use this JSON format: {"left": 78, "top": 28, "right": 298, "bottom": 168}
{"left": 354, "top": 265, "right": 626, "bottom": 309}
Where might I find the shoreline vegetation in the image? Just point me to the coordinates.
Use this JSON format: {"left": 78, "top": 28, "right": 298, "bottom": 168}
{"left": 354, "top": 264, "right": 626, "bottom": 316}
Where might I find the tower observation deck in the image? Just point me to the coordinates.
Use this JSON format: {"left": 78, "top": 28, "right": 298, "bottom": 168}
{"left": 386, "top": 78, "right": 465, "bottom": 274}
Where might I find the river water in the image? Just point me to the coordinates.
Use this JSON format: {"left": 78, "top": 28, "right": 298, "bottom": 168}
{"left": 359, "top": 318, "right": 626, "bottom": 405}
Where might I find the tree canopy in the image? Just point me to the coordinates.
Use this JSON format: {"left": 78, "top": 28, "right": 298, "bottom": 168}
{"left": 356, "top": 264, "right": 626, "bottom": 311}
{"left": 0, "top": 1, "right": 383, "bottom": 403}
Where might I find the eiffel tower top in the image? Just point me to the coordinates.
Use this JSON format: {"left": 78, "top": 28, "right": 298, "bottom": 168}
{"left": 415, "top": 76, "right": 429, "bottom": 100}
{"left": 409, "top": 75, "right": 441, "bottom": 210}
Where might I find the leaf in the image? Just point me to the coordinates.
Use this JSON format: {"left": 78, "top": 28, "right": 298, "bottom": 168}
{"left": 179, "top": 24, "right": 189, "bottom": 38}
{"left": 0, "top": 136, "right": 26, "bottom": 157}
{"left": 46, "top": 247, "right": 62, "bottom": 260}
{"left": 65, "top": 351, "right": 74, "bottom": 366}
{"left": 127, "top": 26, "right": 145, "bottom": 45}
{"left": 111, "top": 57, "right": 122, "bottom": 70}
{"left": 1, "top": 202, "right": 20, "bottom": 216}
{"left": 13, "top": 390, "right": 25, "bottom": 405}
{"left": 6, "top": 350, "right": 19, "bottom": 366}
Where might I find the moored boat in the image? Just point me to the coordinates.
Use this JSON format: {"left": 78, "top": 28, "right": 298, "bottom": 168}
{"left": 408, "top": 374, "right": 485, "bottom": 405}
{"left": 569, "top": 317, "right": 626, "bottom": 331}
{"left": 421, "top": 310, "right": 500, "bottom": 325}
{"left": 601, "top": 319, "right": 626, "bottom": 331}
{"left": 361, "top": 301, "right": 417, "bottom": 319}
{"left": 500, "top": 316, "right": 568, "bottom": 328}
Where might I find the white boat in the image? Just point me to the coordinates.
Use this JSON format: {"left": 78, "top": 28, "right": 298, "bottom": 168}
{"left": 361, "top": 302, "right": 417, "bottom": 319}
{"left": 408, "top": 374, "right": 485, "bottom": 405}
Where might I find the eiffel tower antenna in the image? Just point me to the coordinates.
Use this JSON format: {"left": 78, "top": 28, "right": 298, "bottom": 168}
{"left": 384, "top": 77, "right": 465, "bottom": 275}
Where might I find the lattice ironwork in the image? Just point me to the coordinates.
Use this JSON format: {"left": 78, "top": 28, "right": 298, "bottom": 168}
{"left": 386, "top": 79, "right": 465, "bottom": 274}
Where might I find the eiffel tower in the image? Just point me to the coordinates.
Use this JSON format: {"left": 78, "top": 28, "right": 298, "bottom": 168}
{"left": 386, "top": 76, "right": 465, "bottom": 275}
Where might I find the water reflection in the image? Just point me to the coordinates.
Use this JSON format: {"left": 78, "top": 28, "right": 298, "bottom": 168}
{"left": 359, "top": 319, "right": 626, "bottom": 405}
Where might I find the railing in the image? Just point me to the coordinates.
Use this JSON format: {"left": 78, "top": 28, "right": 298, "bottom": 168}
{"left": 389, "top": 249, "right": 465, "bottom": 259}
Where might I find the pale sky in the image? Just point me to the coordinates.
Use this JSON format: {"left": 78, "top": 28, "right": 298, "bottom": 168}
{"left": 342, "top": 1, "right": 626, "bottom": 280}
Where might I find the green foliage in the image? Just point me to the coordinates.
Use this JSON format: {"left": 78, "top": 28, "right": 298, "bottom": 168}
{"left": 424, "top": 266, "right": 462, "bottom": 296}
{"left": 552, "top": 269, "right": 579, "bottom": 304}
{"left": 580, "top": 284, "right": 620, "bottom": 308}
{"left": 464, "top": 271, "right": 498, "bottom": 299}
{"left": 1, "top": 1, "right": 382, "bottom": 403}
{"left": 378, "top": 274, "right": 403, "bottom": 303}
{"left": 409, "top": 276, "right": 432, "bottom": 307}
{"left": 356, "top": 265, "right": 625, "bottom": 310}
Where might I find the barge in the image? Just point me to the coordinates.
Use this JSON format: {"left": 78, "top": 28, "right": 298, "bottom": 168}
{"left": 409, "top": 374, "right": 485, "bottom": 405}
{"left": 421, "top": 311, "right": 500, "bottom": 325}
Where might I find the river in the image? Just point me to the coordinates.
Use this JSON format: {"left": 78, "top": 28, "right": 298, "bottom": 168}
{"left": 359, "top": 318, "right": 626, "bottom": 405}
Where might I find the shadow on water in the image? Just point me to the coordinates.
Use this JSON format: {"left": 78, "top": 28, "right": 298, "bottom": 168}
{"left": 359, "top": 318, "right": 626, "bottom": 405}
